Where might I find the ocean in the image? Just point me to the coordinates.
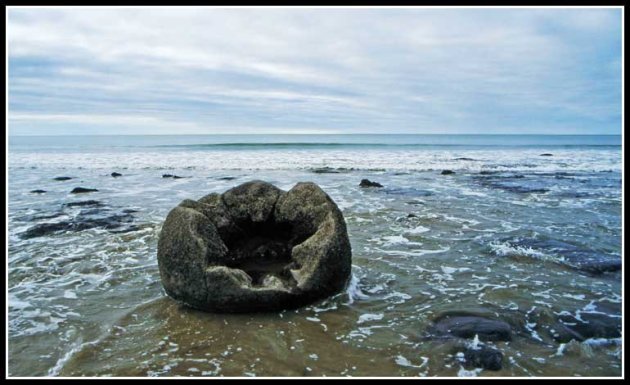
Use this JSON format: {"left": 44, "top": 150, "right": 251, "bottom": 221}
{"left": 7, "top": 134, "right": 623, "bottom": 377}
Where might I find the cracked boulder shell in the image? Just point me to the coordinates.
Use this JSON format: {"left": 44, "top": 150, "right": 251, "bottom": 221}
{"left": 157, "top": 180, "right": 352, "bottom": 312}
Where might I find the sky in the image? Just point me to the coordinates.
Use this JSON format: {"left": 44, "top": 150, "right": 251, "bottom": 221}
{"left": 7, "top": 7, "right": 623, "bottom": 136}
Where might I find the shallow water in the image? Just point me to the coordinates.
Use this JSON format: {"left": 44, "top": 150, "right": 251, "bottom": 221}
{"left": 8, "top": 136, "right": 622, "bottom": 377}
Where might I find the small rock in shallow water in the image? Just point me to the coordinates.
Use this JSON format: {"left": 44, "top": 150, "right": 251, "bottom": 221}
{"left": 30, "top": 189, "right": 47, "bottom": 194}
{"left": 463, "top": 345, "right": 503, "bottom": 371}
{"left": 540, "top": 153, "right": 553, "bottom": 156}
{"left": 441, "top": 170, "right": 455, "bottom": 175}
{"left": 359, "top": 179, "right": 383, "bottom": 188}
{"left": 53, "top": 176, "right": 73, "bottom": 181}
{"left": 111, "top": 172, "right": 122, "bottom": 177}
{"left": 71, "top": 187, "right": 99, "bottom": 194}
{"left": 407, "top": 213, "right": 417, "bottom": 218}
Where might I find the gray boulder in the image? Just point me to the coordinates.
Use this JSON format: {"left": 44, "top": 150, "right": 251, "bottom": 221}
{"left": 157, "top": 180, "right": 352, "bottom": 312}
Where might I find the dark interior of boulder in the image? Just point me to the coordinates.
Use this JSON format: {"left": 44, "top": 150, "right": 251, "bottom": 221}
{"left": 221, "top": 218, "right": 312, "bottom": 288}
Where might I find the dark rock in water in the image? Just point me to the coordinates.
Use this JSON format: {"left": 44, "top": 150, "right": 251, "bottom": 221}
{"left": 53, "top": 176, "right": 73, "bottom": 181}
{"left": 30, "top": 189, "right": 47, "bottom": 194}
{"left": 431, "top": 315, "right": 512, "bottom": 341}
{"left": 173, "top": 175, "right": 184, "bottom": 179}
{"left": 359, "top": 179, "right": 383, "bottom": 188}
{"left": 21, "top": 222, "right": 72, "bottom": 239}
{"left": 479, "top": 170, "right": 498, "bottom": 175}
{"left": 157, "top": 180, "right": 352, "bottom": 313}
{"left": 463, "top": 345, "right": 503, "bottom": 371}
{"left": 311, "top": 167, "right": 340, "bottom": 174}
{"left": 555, "top": 313, "right": 621, "bottom": 342}
{"left": 122, "top": 209, "right": 139, "bottom": 214}
{"left": 32, "top": 212, "right": 66, "bottom": 221}
{"left": 455, "top": 158, "right": 475, "bottom": 161}
{"left": 71, "top": 187, "right": 99, "bottom": 194}
{"left": 218, "top": 177, "right": 237, "bottom": 180}
{"left": 499, "top": 238, "right": 621, "bottom": 274}
{"left": 385, "top": 187, "right": 433, "bottom": 197}
{"left": 64, "top": 200, "right": 103, "bottom": 207}
{"left": 441, "top": 170, "right": 455, "bottom": 175}
{"left": 162, "top": 174, "right": 175, "bottom": 178}
{"left": 111, "top": 172, "right": 123, "bottom": 177}
{"left": 407, "top": 213, "right": 417, "bottom": 218}
{"left": 474, "top": 175, "right": 549, "bottom": 194}
{"left": 20, "top": 213, "right": 134, "bottom": 239}
{"left": 540, "top": 153, "right": 553, "bottom": 156}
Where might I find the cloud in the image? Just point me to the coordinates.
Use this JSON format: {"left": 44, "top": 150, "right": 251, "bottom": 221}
{"left": 7, "top": 7, "right": 622, "bottom": 135}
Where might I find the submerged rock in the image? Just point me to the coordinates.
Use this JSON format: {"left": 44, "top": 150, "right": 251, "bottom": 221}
{"left": 111, "top": 172, "right": 123, "bottom": 177}
{"left": 30, "top": 189, "right": 47, "bottom": 194}
{"left": 64, "top": 200, "right": 103, "bottom": 207}
{"left": 441, "top": 170, "right": 455, "bottom": 175}
{"left": 430, "top": 315, "right": 512, "bottom": 342}
{"left": 496, "top": 238, "right": 621, "bottom": 275}
{"left": 540, "top": 153, "right": 553, "bottom": 156}
{"left": 311, "top": 167, "right": 340, "bottom": 174}
{"left": 552, "top": 312, "right": 621, "bottom": 343}
{"left": 162, "top": 174, "right": 183, "bottom": 179}
{"left": 53, "top": 176, "right": 73, "bottom": 181}
{"left": 157, "top": 180, "right": 352, "bottom": 312}
{"left": 359, "top": 179, "right": 383, "bottom": 188}
{"left": 71, "top": 187, "right": 99, "bottom": 194}
{"left": 20, "top": 213, "right": 135, "bottom": 239}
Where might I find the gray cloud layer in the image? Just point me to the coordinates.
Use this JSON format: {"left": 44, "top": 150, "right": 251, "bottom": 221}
{"left": 8, "top": 7, "right": 622, "bottom": 135}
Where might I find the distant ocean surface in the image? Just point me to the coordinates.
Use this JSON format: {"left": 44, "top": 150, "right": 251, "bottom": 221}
{"left": 8, "top": 134, "right": 622, "bottom": 377}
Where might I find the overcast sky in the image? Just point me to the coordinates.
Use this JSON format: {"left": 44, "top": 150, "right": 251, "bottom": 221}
{"left": 7, "top": 7, "right": 622, "bottom": 136}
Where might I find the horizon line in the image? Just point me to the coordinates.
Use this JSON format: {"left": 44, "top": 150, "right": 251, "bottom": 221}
{"left": 7, "top": 133, "right": 622, "bottom": 137}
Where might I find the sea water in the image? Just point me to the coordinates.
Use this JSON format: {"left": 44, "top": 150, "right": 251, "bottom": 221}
{"left": 7, "top": 134, "right": 622, "bottom": 377}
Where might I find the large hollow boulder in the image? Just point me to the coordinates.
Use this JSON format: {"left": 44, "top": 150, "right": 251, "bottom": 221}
{"left": 157, "top": 180, "right": 352, "bottom": 312}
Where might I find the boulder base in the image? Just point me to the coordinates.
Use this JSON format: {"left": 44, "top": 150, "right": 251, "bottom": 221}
{"left": 157, "top": 180, "right": 352, "bottom": 312}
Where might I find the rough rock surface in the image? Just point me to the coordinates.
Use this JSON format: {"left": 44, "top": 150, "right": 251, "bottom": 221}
{"left": 157, "top": 180, "right": 352, "bottom": 312}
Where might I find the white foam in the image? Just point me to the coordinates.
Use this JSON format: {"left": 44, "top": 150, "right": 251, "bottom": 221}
{"left": 345, "top": 274, "right": 369, "bottom": 304}
{"left": 457, "top": 366, "right": 483, "bottom": 377}
{"left": 357, "top": 313, "right": 384, "bottom": 324}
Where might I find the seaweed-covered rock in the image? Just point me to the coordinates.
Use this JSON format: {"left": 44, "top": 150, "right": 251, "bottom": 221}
{"left": 157, "top": 180, "right": 352, "bottom": 312}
